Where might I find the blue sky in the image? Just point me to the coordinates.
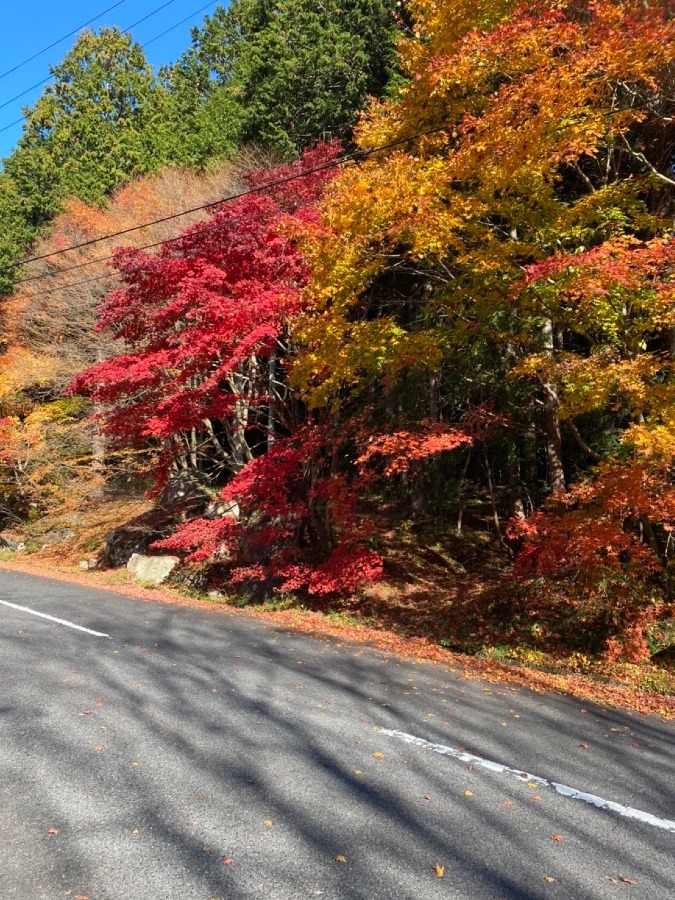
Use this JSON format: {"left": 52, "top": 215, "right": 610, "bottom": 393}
{"left": 0, "top": 0, "right": 226, "bottom": 159}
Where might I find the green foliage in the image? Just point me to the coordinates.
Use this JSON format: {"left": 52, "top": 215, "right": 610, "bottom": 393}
{"left": 0, "top": 174, "right": 33, "bottom": 297}
{"left": 4, "top": 27, "right": 168, "bottom": 218}
{"left": 165, "top": 0, "right": 402, "bottom": 158}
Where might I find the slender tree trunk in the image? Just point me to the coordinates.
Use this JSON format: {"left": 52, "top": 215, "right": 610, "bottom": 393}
{"left": 456, "top": 446, "right": 472, "bottom": 534}
{"left": 542, "top": 384, "right": 566, "bottom": 494}
{"left": 429, "top": 372, "right": 439, "bottom": 420}
{"left": 225, "top": 370, "right": 254, "bottom": 471}
{"left": 541, "top": 319, "right": 566, "bottom": 494}
{"left": 268, "top": 350, "right": 277, "bottom": 450}
{"left": 90, "top": 348, "right": 106, "bottom": 495}
{"left": 483, "top": 442, "right": 508, "bottom": 549}
{"left": 90, "top": 405, "right": 106, "bottom": 494}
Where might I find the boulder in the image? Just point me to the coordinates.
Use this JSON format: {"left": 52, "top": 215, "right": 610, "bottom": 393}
{"left": 0, "top": 535, "right": 19, "bottom": 551}
{"left": 40, "top": 528, "right": 76, "bottom": 549}
{"left": 127, "top": 553, "right": 180, "bottom": 585}
{"left": 102, "top": 495, "right": 211, "bottom": 568}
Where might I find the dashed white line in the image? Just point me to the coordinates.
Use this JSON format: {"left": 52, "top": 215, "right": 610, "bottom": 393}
{"left": 0, "top": 598, "right": 110, "bottom": 638}
{"left": 379, "top": 727, "right": 675, "bottom": 834}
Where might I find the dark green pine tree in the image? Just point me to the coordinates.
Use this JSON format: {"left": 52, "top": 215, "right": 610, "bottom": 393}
{"left": 165, "top": 0, "right": 403, "bottom": 160}
{"left": 4, "top": 27, "right": 169, "bottom": 228}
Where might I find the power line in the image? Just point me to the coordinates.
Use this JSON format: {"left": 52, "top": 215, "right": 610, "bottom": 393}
{"left": 0, "top": 1, "right": 130, "bottom": 82}
{"left": 15, "top": 202, "right": 267, "bottom": 285}
{"left": 19, "top": 198, "right": 319, "bottom": 297}
{"left": 0, "top": 115, "right": 27, "bottom": 138}
{"left": 0, "top": 0, "right": 178, "bottom": 114}
{"left": 143, "top": 1, "right": 219, "bottom": 49}
{"left": 5, "top": 125, "right": 450, "bottom": 279}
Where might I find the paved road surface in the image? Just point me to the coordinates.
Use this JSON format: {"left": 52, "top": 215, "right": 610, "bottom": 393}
{"left": 0, "top": 568, "right": 673, "bottom": 899}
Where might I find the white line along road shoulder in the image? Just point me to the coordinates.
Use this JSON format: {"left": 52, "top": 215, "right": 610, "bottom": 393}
{"left": 0, "top": 598, "right": 110, "bottom": 638}
{"left": 379, "top": 727, "right": 675, "bottom": 835}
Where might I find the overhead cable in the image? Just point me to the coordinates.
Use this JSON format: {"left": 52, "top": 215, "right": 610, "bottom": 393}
{"left": 0, "top": 1, "right": 130, "bottom": 82}
{"left": 19, "top": 197, "right": 319, "bottom": 297}
{"left": 0, "top": 0, "right": 178, "bottom": 114}
{"left": 143, "top": 1, "right": 219, "bottom": 49}
{"left": 5, "top": 124, "right": 450, "bottom": 279}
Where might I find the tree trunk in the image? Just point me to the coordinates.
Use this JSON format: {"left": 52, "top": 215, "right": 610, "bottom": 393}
{"left": 225, "top": 370, "right": 254, "bottom": 471}
{"left": 541, "top": 318, "right": 566, "bottom": 494}
{"left": 542, "top": 383, "right": 566, "bottom": 494}
{"left": 90, "top": 404, "right": 106, "bottom": 495}
{"left": 268, "top": 350, "right": 277, "bottom": 450}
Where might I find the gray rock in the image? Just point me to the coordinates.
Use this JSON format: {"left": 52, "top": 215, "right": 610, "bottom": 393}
{"left": 127, "top": 553, "right": 180, "bottom": 585}
{"left": 161, "top": 469, "right": 212, "bottom": 506}
{"left": 40, "top": 528, "right": 76, "bottom": 549}
{"left": 0, "top": 536, "right": 19, "bottom": 551}
{"left": 205, "top": 499, "right": 240, "bottom": 520}
{"left": 102, "top": 495, "right": 211, "bottom": 568}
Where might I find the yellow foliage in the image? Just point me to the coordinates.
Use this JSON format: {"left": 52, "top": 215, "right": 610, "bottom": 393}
{"left": 293, "top": 0, "right": 675, "bottom": 421}
{"left": 0, "top": 347, "right": 56, "bottom": 400}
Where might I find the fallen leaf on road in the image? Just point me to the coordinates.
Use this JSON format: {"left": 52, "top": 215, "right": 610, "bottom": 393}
{"left": 335, "top": 855, "right": 347, "bottom": 864}
{"left": 619, "top": 876, "right": 637, "bottom": 885}
{"left": 551, "top": 834, "right": 564, "bottom": 842}
{"left": 527, "top": 782, "right": 538, "bottom": 789}
{"left": 579, "top": 743, "right": 589, "bottom": 750}
{"left": 223, "top": 858, "right": 234, "bottom": 866}
{"left": 434, "top": 864, "right": 444, "bottom": 878}
{"left": 131, "top": 829, "right": 139, "bottom": 835}
{"left": 46, "top": 827, "right": 59, "bottom": 836}
{"left": 352, "top": 770, "right": 363, "bottom": 776}
{"left": 92, "top": 746, "right": 104, "bottom": 753}
{"left": 372, "top": 752, "right": 385, "bottom": 759}
{"left": 74, "top": 895, "right": 90, "bottom": 900}
{"left": 532, "top": 796, "right": 543, "bottom": 802}
{"left": 544, "top": 876, "right": 555, "bottom": 884}
{"left": 80, "top": 710, "right": 91, "bottom": 716}
{"left": 424, "top": 795, "right": 432, "bottom": 801}
{"left": 464, "top": 790, "right": 473, "bottom": 797}
{"left": 263, "top": 820, "right": 273, "bottom": 827}
{"left": 503, "top": 800, "right": 514, "bottom": 807}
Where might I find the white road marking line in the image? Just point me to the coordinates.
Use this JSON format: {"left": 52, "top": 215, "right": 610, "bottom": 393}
{"left": 0, "top": 599, "right": 110, "bottom": 638}
{"left": 380, "top": 728, "right": 675, "bottom": 834}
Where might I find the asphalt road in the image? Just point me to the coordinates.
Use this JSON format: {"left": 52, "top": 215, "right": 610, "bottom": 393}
{"left": 0, "top": 568, "right": 673, "bottom": 900}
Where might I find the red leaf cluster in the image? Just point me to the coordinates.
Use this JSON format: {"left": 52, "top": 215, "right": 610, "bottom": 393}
{"left": 69, "top": 144, "right": 341, "bottom": 451}
{"left": 157, "top": 423, "right": 383, "bottom": 595}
